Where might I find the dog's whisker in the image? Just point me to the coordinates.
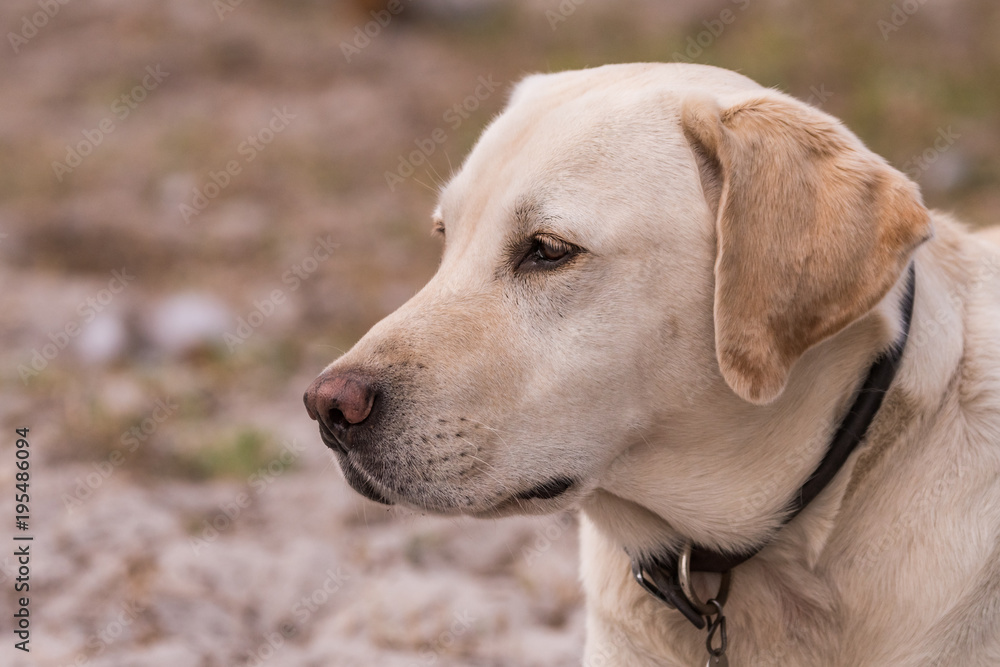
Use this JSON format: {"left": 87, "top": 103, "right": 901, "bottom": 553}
{"left": 459, "top": 436, "right": 521, "bottom": 495}
{"left": 314, "top": 343, "right": 349, "bottom": 355}
{"left": 443, "top": 149, "right": 454, "bottom": 182}
{"left": 411, "top": 175, "right": 438, "bottom": 195}
{"left": 463, "top": 419, "right": 513, "bottom": 451}
{"left": 466, "top": 454, "right": 523, "bottom": 503}
{"left": 465, "top": 454, "right": 512, "bottom": 487}
{"left": 426, "top": 161, "right": 447, "bottom": 190}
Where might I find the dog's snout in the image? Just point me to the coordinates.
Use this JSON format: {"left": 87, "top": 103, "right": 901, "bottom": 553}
{"left": 303, "top": 371, "right": 377, "bottom": 447}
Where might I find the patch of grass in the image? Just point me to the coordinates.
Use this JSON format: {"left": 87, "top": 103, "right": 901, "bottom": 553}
{"left": 173, "top": 427, "right": 279, "bottom": 481}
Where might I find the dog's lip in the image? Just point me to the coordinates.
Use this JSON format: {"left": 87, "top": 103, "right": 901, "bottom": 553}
{"left": 321, "top": 434, "right": 394, "bottom": 506}
{"left": 337, "top": 455, "right": 394, "bottom": 505}
{"left": 515, "top": 477, "right": 575, "bottom": 501}
{"left": 319, "top": 416, "right": 575, "bottom": 511}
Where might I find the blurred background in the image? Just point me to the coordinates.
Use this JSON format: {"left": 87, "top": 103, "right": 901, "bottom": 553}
{"left": 1, "top": 0, "right": 997, "bottom": 665}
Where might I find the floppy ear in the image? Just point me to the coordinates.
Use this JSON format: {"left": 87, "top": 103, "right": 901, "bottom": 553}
{"left": 682, "top": 92, "right": 931, "bottom": 405}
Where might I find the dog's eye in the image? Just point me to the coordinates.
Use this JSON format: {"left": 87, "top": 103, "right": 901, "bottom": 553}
{"left": 432, "top": 220, "right": 445, "bottom": 237}
{"left": 520, "top": 235, "right": 577, "bottom": 270}
{"left": 535, "top": 238, "right": 569, "bottom": 261}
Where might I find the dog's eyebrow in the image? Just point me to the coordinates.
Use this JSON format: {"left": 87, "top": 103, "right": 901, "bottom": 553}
{"left": 512, "top": 197, "right": 539, "bottom": 227}
{"left": 512, "top": 196, "right": 558, "bottom": 236}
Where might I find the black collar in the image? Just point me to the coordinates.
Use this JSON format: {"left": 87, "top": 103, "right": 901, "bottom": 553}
{"left": 630, "top": 263, "right": 917, "bottom": 628}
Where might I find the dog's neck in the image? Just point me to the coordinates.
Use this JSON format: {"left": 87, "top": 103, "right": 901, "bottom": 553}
{"left": 579, "top": 222, "right": 999, "bottom": 664}
{"left": 582, "top": 266, "right": 918, "bottom": 569}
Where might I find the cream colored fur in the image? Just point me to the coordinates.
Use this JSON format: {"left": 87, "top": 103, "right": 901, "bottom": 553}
{"left": 317, "top": 63, "right": 1000, "bottom": 665}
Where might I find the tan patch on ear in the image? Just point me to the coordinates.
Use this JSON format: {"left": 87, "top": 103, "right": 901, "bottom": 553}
{"left": 683, "top": 94, "right": 931, "bottom": 404}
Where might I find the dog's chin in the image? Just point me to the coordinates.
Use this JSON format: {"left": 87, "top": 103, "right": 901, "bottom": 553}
{"left": 338, "top": 457, "right": 394, "bottom": 506}
{"left": 473, "top": 477, "right": 581, "bottom": 517}
{"left": 336, "top": 456, "right": 581, "bottom": 517}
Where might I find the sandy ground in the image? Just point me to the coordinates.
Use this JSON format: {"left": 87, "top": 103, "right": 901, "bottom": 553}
{"left": 0, "top": 1, "right": 617, "bottom": 663}
{"left": 4, "top": 450, "right": 586, "bottom": 666}
{"left": 0, "top": 0, "right": 997, "bottom": 664}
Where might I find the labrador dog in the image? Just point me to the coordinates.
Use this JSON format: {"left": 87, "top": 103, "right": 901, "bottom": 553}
{"left": 305, "top": 63, "right": 1000, "bottom": 665}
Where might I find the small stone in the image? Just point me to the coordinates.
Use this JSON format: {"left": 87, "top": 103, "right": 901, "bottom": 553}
{"left": 145, "top": 292, "right": 232, "bottom": 357}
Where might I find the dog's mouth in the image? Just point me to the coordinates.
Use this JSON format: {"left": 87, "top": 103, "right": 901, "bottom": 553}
{"left": 319, "top": 426, "right": 394, "bottom": 506}
{"left": 515, "top": 477, "right": 575, "bottom": 501}
{"left": 339, "top": 466, "right": 576, "bottom": 512}
{"left": 336, "top": 454, "right": 394, "bottom": 506}
{"left": 319, "top": 418, "right": 576, "bottom": 511}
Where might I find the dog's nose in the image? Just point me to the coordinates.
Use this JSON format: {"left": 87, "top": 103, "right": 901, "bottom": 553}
{"left": 303, "top": 371, "right": 377, "bottom": 446}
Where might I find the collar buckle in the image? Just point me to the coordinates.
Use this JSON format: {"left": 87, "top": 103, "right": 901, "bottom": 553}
{"left": 630, "top": 541, "right": 732, "bottom": 629}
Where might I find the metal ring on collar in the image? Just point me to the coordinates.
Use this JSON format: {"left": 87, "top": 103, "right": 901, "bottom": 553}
{"left": 677, "top": 542, "right": 731, "bottom": 615}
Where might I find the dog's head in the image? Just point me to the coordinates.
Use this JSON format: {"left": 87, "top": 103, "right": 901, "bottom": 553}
{"left": 305, "top": 63, "right": 929, "bottom": 524}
